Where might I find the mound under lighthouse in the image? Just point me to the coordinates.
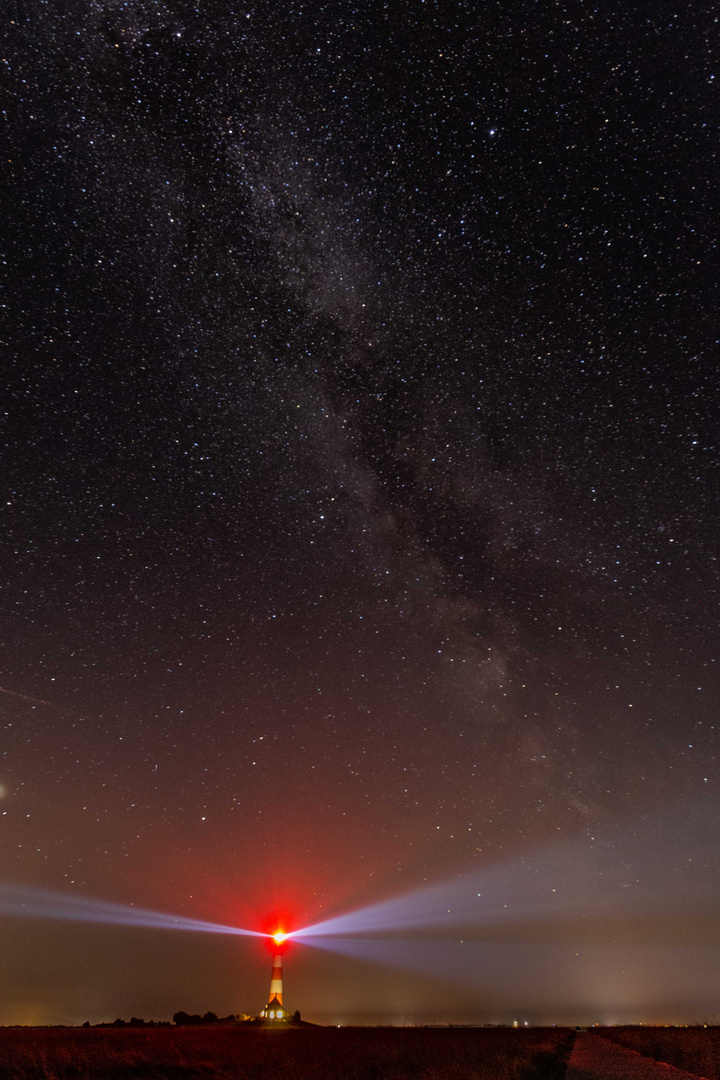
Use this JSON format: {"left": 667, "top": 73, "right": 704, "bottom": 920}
{"left": 259, "top": 933, "right": 290, "bottom": 1022}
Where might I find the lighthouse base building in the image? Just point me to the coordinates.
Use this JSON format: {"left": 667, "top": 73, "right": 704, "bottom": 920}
{"left": 259, "top": 994, "right": 287, "bottom": 1022}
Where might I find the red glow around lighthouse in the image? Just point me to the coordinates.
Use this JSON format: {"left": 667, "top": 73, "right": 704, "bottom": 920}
{"left": 259, "top": 909, "right": 294, "bottom": 953}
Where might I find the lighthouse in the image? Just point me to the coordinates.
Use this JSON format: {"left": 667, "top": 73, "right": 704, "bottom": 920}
{"left": 259, "top": 933, "right": 290, "bottom": 1022}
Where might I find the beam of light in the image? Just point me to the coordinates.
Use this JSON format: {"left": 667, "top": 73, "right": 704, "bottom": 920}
{"left": 0, "top": 883, "right": 266, "bottom": 938}
{"left": 293, "top": 934, "right": 720, "bottom": 1018}
{"left": 295, "top": 934, "right": 579, "bottom": 990}
{"left": 292, "top": 859, "right": 596, "bottom": 939}
{"left": 294, "top": 825, "right": 718, "bottom": 942}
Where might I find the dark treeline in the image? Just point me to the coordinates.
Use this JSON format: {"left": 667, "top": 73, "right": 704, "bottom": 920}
{"left": 172, "top": 1011, "right": 245, "bottom": 1026}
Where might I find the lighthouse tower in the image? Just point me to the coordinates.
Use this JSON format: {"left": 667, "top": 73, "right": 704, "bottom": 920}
{"left": 259, "top": 935, "right": 289, "bottom": 1022}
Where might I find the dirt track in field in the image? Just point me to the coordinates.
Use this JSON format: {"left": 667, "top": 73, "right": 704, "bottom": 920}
{"left": 566, "top": 1032, "right": 709, "bottom": 1080}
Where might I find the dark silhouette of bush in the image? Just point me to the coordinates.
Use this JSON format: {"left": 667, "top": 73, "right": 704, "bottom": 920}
{"left": 173, "top": 1011, "right": 202, "bottom": 1025}
{"left": 173, "top": 1010, "right": 239, "bottom": 1026}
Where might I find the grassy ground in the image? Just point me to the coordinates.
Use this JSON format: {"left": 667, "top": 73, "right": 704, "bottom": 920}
{"left": 598, "top": 1026, "right": 720, "bottom": 1079}
{"left": 0, "top": 1025, "right": 575, "bottom": 1080}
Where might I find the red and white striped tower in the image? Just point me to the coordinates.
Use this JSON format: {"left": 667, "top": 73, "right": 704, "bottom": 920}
{"left": 259, "top": 932, "right": 288, "bottom": 1020}
{"left": 268, "top": 951, "right": 283, "bottom": 1007}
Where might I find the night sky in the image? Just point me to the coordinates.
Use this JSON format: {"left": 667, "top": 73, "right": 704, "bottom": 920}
{"left": 2, "top": 0, "right": 720, "bottom": 1026}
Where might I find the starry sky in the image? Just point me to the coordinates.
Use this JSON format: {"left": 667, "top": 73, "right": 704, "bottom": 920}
{"left": 2, "top": 0, "right": 720, "bottom": 1026}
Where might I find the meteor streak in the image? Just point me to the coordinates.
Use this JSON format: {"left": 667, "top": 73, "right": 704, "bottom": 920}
{"left": 0, "top": 687, "right": 51, "bottom": 707}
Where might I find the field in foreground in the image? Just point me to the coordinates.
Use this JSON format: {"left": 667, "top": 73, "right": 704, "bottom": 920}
{"left": 598, "top": 1026, "right": 720, "bottom": 1079}
{"left": 0, "top": 1025, "right": 574, "bottom": 1080}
